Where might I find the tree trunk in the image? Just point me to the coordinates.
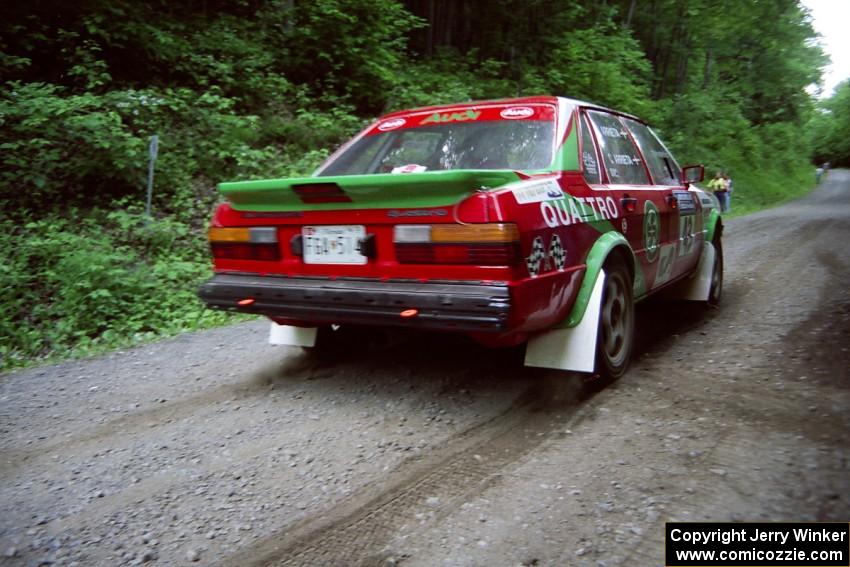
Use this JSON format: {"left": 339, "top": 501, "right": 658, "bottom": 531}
{"left": 625, "top": 0, "right": 638, "bottom": 28}
{"left": 426, "top": 0, "right": 435, "bottom": 56}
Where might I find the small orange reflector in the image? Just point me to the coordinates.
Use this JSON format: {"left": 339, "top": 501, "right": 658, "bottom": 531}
{"left": 400, "top": 309, "right": 419, "bottom": 318}
{"left": 238, "top": 298, "right": 255, "bottom": 306}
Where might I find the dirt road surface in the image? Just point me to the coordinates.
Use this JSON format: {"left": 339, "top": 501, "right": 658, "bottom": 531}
{"left": 3, "top": 172, "right": 849, "bottom": 567}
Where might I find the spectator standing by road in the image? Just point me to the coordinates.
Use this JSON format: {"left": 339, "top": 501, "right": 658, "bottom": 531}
{"left": 707, "top": 171, "right": 730, "bottom": 212}
{"left": 723, "top": 172, "right": 733, "bottom": 212}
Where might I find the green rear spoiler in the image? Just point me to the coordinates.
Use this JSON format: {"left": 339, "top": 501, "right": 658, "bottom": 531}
{"left": 219, "top": 170, "right": 521, "bottom": 212}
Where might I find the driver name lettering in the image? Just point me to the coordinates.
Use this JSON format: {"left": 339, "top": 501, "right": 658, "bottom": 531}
{"left": 541, "top": 196, "right": 619, "bottom": 228}
{"left": 612, "top": 154, "right": 640, "bottom": 166}
{"left": 420, "top": 110, "right": 481, "bottom": 125}
{"left": 600, "top": 126, "right": 627, "bottom": 138}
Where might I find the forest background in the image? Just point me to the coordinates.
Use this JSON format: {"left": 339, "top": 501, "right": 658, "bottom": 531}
{"left": 2, "top": 0, "right": 849, "bottom": 370}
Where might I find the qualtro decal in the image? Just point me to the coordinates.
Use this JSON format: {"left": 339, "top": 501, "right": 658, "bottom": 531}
{"left": 643, "top": 200, "right": 660, "bottom": 263}
{"left": 525, "top": 234, "right": 567, "bottom": 278}
{"left": 420, "top": 110, "right": 481, "bottom": 125}
{"left": 378, "top": 118, "right": 406, "bottom": 131}
{"left": 500, "top": 107, "right": 535, "bottom": 120}
{"left": 541, "top": 196, "right": 620, "bottom": 228}
{"left": 510, "top": 179, "right": 564, "bottom": 205}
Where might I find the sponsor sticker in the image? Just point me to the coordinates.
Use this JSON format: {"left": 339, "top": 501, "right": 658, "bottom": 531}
{"left": 378, "top": 118, "right": 406, "bottom": 131}
{"left": 500, "top": 106, "right": 535, "bottom": 120}
{"left": 511, "top": 179, "right": 565, "bottom": 205}
{"left": 420, "top": 110, "right": 481, "bottom": 125}
{"left": 643, "top": 200, "right": 660, "bottom": 263}
{"left": 391, "top": 164, "right": 427, "bottom": 174}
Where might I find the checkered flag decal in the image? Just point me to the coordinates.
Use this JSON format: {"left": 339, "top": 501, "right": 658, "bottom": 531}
{"left": 549, "top": 234, "right": 566, "bottom": 270}
{"left": 526, "top": 236, "right": 546, "bottom": 277}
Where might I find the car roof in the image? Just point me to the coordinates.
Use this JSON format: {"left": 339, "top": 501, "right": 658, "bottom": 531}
{"left": 377, "top": 96, "right": 643, "bottom": 123}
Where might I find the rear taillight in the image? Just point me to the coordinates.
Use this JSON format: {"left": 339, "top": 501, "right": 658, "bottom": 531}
{"left": 393, "top": 223, "right": 520, "bottom": 265}
{"left": 208, "top": 227, "right": 280, "bottom": 261}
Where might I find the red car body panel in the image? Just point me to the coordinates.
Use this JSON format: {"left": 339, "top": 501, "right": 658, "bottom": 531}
{"left": 199, "top": 96, "right": 715, "bottom": 347}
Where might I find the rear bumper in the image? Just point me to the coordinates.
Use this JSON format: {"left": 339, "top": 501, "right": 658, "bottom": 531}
{"left": 198, "top": 273, "right": 511, "bottom": 332}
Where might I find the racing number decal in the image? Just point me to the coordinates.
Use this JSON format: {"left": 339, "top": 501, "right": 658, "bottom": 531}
{"left": 675, "top": 190, "right": 698, "bottom": 258}
{"left": 655, "top": 244, "right": 676, "bottom": 286}
{"left": 679, "top": 214, "right": 696, "bottom": 257}
{"left": 643, "top": 200, "right": 660, "bottom": 263}
{"left": 526, "top": 234, "right": 566, "bottom": 277}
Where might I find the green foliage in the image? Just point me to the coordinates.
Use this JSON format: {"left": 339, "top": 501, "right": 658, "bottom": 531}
{"left": 808, "top": 80, "right": 850, "bottom": 167}
{"left": 0, "top": 82, "right": 142, "bottom": 209}
{"left": 0, "top": 82, "right": 356, "bottom": 220}
{"left": 385, "top": 52, "right": 515, "bottom": 111}
{"left": 657, "top": 90, "right": 814, "bottom": 216}
{"left": 543, "top": 25, "right": 652, "bottom": 116}
{"left": 285, "top": 0, "right": 424, "bottom": 113}
{"left": 0, "top": 208, "right": 240, "bottom": 370}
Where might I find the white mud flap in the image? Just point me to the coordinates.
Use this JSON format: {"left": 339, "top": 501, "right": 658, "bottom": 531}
{"left": 663, "top": 241, "right": 715, "bottom": 301}
{"left": 524, "top": 269, "right": 605, "bottom": 373}
{"left": 269, "top": 323, "right": 317, "bottom": 347}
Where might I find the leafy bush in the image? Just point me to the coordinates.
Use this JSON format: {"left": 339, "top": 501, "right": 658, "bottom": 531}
{"left": 0, "top": 208, "right": 237, "bottom": 370}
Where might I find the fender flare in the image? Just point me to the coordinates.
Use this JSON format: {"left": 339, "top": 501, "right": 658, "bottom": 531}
{"left": 705, "top": 209, "right": 722, "bottom": 243}
{"left": 557, "top": 231, "right": 642, "bottom": 329}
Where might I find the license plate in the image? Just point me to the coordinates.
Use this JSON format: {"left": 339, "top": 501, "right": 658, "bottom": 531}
{"left": 302, "top": 225, "right": 368, "bottom": 265}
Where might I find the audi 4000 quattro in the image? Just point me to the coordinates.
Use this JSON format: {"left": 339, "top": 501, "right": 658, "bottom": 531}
{"left": 198, "top": 96, "right": 722, "bottom": 379}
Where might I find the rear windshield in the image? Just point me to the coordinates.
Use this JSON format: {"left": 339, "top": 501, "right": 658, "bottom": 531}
{"left": 319, "top": 118, "right": 555, "bottom": 176}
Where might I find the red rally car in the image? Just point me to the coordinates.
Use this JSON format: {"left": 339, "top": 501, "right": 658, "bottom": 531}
{"left": 198, "top": 96, "right": 723, "bottom": 379}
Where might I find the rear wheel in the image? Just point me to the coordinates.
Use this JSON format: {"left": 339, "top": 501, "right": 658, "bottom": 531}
{"left": 305, "top": 324, "right": 362, "bottom": 359}
{"left": 593, "top": 259, "right": 635, "bottom": 383}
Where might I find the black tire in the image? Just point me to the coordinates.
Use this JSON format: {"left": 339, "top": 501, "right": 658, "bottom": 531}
{"left": 708, "top": 233, "right": 723, "bottom": 306}
{"left": 304, "top": 324, "right": 361, "bottom": 360}
{"left": 305, "top": 324, "right": 400, "bottom": 360}
{"left": 593, "top": 258, "right": 635, "bottom": 383}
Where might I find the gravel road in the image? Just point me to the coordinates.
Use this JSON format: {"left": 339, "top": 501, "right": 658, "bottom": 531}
{"left": 2, "top": 171, "right": 849, "bottom": 567}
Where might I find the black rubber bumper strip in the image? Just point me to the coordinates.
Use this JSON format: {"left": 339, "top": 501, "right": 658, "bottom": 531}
{"left": 198, "top": 273, "right": 511, "bottom": 332}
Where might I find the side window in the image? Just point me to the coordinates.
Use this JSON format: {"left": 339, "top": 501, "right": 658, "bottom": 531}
{"left": 579, "top": 113, "right": 601, "bottom": 184}
{"left": 623, "top": 118, "right": 680, "bottom": 185}
{"left": 587, "top": 111, "right": 650, "bottom": 185}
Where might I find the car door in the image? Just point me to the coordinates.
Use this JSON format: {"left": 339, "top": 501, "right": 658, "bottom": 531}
{"left": 622, "top": 118, "right": 702, "bottom": 282}
{"left": 585, "top": 109, "right": 676, "bottom": 292}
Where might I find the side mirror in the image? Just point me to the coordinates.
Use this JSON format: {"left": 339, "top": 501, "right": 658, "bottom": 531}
{"left": 682, "top": 164, "right": 704, "bottom": 185}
